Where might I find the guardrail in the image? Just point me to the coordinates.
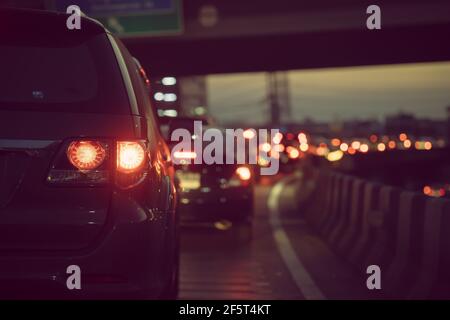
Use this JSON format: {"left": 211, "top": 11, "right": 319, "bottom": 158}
{"left": 304, "top": 169, "right": 450, "bottom": 299}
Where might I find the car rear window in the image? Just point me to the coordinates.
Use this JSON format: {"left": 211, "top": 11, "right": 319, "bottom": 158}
{"left": 0, "top": 30, "right": 130, "bottom": 114}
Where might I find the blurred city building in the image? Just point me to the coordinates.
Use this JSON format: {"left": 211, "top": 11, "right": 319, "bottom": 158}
{"left": 385, "top": 112, "right": 447, "bottom": 138}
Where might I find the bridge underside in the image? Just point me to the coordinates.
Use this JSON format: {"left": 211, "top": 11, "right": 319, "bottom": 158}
{"left": 4, "top": 0, "right": 450, "bottom": 75}
{"left": 123, "top": 0, "right": 450, "bottom": 76}
{"left": 126, "top": 22, "right": 450, "bottom": 76}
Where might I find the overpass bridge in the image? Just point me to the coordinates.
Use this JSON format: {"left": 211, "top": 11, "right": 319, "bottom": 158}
{"left": 4, "top": 0, "right": 450, "bottom": 75}
{"left": 125, "top": 0, "right": 450, "bottom": 76}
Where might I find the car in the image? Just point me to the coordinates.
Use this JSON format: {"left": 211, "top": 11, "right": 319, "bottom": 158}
{"left": 0, "top": 8, "right": 179, "bottom": 299}
{"left": 159, "top": 116, "right": 254, "bottom": 241}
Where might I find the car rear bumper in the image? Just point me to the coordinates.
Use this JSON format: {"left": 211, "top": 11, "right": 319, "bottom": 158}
{"left": 178, "top": 186, "right": 253, "bottom": 224}
{"left": 0, "top": 196, "right": 172, "bottom": 299}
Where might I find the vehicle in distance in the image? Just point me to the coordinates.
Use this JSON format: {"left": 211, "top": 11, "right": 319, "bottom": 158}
{"left": 0, "top": 8, "right": 179, "bottom": 299}
{"left": 159, "top": 116, "right": 254, "bottom": 241}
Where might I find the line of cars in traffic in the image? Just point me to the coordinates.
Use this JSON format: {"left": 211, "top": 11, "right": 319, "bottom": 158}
{"left": 0, "top": 7, "right": 260, "bottom": 299}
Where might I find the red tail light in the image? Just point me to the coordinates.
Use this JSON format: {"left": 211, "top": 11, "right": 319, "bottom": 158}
{"left": 236, "top": 166, "right": 251, "bottom": 180}
{"left": 47, "top": 139, "right": 110, "bottom": 186}
{"left": 288, "top": 148, "right": 300, "bottom": 159}
{"left": 67, "top": 141, "right": 106, "bottom": 171}
{"left": 117, "top": 141, "right": 145, "bottom": 173}
{"left": 47, "top": 139, "right": 148, "bottom": 189}
{"left": 173, "top": 151, "right": 197, "bottom": 160}
{"left": 220, "top": 166, "right": 253, "bottom": 188}
{"left": 115, "top": 140, "right": 148, "bottom": 189}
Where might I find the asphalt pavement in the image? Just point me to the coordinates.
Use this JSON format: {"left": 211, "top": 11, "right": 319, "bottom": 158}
{"left": 179, "top": 173, "right": 374, "bottom": 300}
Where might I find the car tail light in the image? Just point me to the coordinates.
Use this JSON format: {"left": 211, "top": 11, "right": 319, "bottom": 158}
{"left": 47, "top": 139, "right": 110, "bottom": 186}
{"left": 220, "top": 166, "right": 253, "bottom": 189}
{"left": 286, "top": 146, "right": 300, "bottom": 159}
{"left": 47, "top": 139, "right": 149, "bottom": 189}
{"left": 67, "top": 141, "right": 106, "bottom": 171}
{"left": 236, "top": 166, "right": 251, "bottom": 180}
{"left": 173, "top": 151, "right": 197, "bottom": 165}
{"left": 288, "top": 149, "right": 300, "bottom": 159}
{"left": 115, "top": 140, "right": 148, "bottom": 189}
{"left": 173, "top": 151, "right": 196, "bottom": 160}
{"left": 117, "top": 141, "right": 146, "bottom": 173}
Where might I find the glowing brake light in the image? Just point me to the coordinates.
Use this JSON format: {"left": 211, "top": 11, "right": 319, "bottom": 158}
{"left": 117, "top": 141, "right": 146, "bottom": 173}
{"left": 243, "top": 129, "right": 256, "bottom": 140}
{"left": 351, "top": 141, "right": 361, "bottom": 150}
{"left": 67, "top": 141, "right": 106, "bottom": 171}
{"left": 299, "top": 143, "right": 309, "bottom": 152}
{"left": 377, "top": 143, "right": 386, "bottom": 152}
{"left": 327, "top": 150, "right": 344, "bottom": 162}
{"left": 273, "top": 144, "right": 285, "bottom": 152}
{"left": 399, "top": 133, "right": 407, "bottom": 142}
{"left": 388, "top": 140, "right": 396, "bottom": 149}
{"left": 49, "top": 139, "right": 149, "bottom": 188}
{"left": 403, "top": 139, "right": 412, "bottom": 149}
{"left": 289, "top": 149, "right": 300, "bottom": 159}
{"left": 236, "top": 166, "right": 251, "bottom": 180}
{"left": 359, "top": 144, "right": 369, "bottom": 153}
{"left": 273, "top": 132, "right": 283, "bottom": 144}
{"left": 259, "top": 143, "right": 271, "bottom": 153}
{"left": 173, "top": 151, "right": 197, "bottom": 159}
{"left": 331, "top": 138, "right": 341, "bottom": 147}
{"left": 286, "top": 146, "right": 300, "bottom": 159}
{"left": 298, "top": 133, "right": 307, "bottom": 144}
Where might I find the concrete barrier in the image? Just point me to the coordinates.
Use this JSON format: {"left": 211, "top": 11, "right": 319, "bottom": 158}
{"left": 409, "top": 198, "right": 450, "bottom": 299}
{"left": 385, "top": 191, "right": 426, "bottom": 298}
{"left": 432, "top": 200, "right": 450, "bottom": 298}
{"left": 305, "top": 170, "right": 330, "bottom": 229}
{"left": 328, "top": 175, "right": 353, "bottom": 246}
{"left": 347, "top": 182, "right": 381, "bottom": 266}
{"left": 320, "top": 174, "right": 343, "bottom": 237}
{"left": 310, "top": 171, "right": 335, "bottom": 231}
{"left": 363, "top": 186, "right": 401, "bottom": 271}
{"left": 302, "top": 168, "right": 450, "bottom": 299}
{"left": 337, "top": 178, "right": 365, "bottom": 256}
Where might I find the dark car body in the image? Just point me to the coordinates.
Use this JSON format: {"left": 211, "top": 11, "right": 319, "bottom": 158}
{"left": 0, "top": 8, "right": 178, "bottom": 299}
{"left": 159, "top": 117, "right": 254, "bottom": 234}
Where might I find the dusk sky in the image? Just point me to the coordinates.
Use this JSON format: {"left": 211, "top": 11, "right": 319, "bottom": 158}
{"left": 207, "top": 62, "right": 450, "bottom": 125}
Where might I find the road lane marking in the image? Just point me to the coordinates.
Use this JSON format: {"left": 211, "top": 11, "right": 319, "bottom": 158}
{"left": 267, "top": 175, "right": 326, "bottom": 300}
